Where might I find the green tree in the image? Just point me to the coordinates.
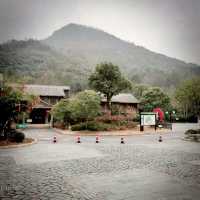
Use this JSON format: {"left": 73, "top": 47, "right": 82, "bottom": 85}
{"left": 0, "top": 86, "right": 23, "bottom": 137}
{"left": 0, "top": 84, "right": 38, "bottom": 135}
{"left": 69, "top": 90, "right": 101, "bottom": 123}
{"left": 175, "top": 77, "right": 200, "bottom": 118}
{"left": 140, "top": 87, "right": 171, "bottom": 111}
{"left": 89, "top": 62, "right": 132, "bottom": 109}
{"left": 52, "top": 90, "right": 101, "bottom": 124}
{"left": 51, "top": 99, "right": 72, "bottom": 125}
{"left": 132, "top": 84, "right": 149, "bottom": 100}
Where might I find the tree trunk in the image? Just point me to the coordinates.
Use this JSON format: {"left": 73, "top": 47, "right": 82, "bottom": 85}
{"left": 106, "top": 96, "right": 112, "bottom": 116}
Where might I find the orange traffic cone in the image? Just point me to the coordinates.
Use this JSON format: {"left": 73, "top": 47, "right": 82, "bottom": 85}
{"left": 121, "top": 137, "right": 125, "bottom": 144}
{"left": 53, "top": 136, "right": 57, "bottom": 143}
{"left": 96, "top": 136, "right": 99, "bottom": 143}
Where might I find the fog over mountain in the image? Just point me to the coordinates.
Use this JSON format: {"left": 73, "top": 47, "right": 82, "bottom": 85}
{"left": 1, "top": 23, "right": 200, "bottom": 90}
{"left": 0, "top": 0, "right": 200, "bottom": 64}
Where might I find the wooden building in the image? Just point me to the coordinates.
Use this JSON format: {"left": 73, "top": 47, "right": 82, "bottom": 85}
{"left": 101, "top": 93, "right": 139, "bottom": 117}
{"left": 23, "top": 84, "right": 70, "bottom": 124}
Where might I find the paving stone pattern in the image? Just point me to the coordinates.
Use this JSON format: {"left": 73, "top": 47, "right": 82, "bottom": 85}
{"left": 0, "top": 124, "right": 200, "bottom": 200}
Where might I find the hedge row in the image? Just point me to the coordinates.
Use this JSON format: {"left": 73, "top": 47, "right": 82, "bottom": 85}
{"left": 5, "top": 130, "right": 25, "bottom": 143}
{"left": 185, "top": 129, "right": 200, "bottom": 135}
{"left": 71, "top": 121, "right": 138, "bottom": 131}
{"left": 184, "top": 129, "right": 200, "bottom": 142}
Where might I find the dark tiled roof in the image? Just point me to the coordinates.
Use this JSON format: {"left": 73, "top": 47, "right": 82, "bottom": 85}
{"left": 24, "top": 84, "right": 70, "bottom": 97}
{"left": 101, "top": 93, "right": 139, "bottom": 104}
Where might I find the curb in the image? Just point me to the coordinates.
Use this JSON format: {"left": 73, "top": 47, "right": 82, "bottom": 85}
{"left": 182, "top": 138, "right": 200, "bottom": 143}
{"left": 53, "top": 128, "right": 73, "bottom": 135}
{"left": 53, "top": 128, "right": 171, "bottom": 136}
{"left": 0, "top": 138, "right": 38, "bottom": 149}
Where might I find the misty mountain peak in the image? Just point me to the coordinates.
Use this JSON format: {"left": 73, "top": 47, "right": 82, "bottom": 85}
{"left": 43, "top": 23, "right": 126, "bottom": 49}
{"left": 1, "top": 22, "right": 200, "bottom": 88}
{"left": 58, "top": 23, "right": 90, "bottom": 32}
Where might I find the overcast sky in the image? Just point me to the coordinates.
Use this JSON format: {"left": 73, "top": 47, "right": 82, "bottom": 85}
{"left": 0, "top": 0, "right": 200, "bottom": 64}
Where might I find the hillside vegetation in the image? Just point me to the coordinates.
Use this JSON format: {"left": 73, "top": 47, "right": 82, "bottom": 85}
{"left": 1, "top": 23, "right": 200, "bottom": 91}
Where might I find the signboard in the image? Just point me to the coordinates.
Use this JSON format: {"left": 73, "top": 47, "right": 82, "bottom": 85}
{"left": 140, "top": 112, "right": 156, "bottom": 126}
{"left": 16, "top": 124, "right": 27, "bottom": 129}
{"left": 27, "top": 119, "right": 32, "bottom": 123}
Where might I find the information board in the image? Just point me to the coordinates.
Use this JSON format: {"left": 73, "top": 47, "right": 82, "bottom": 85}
{"left": 140, "top": 113, "right": 156, "bottom": 126}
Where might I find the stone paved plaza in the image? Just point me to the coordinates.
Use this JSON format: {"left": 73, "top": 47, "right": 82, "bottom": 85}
{"left": 0, "top": 123, "right": 200, "bottom": 200}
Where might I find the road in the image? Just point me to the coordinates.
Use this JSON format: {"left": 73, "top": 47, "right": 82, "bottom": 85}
{"left": 0, "top": 123, "right": 200, "bottom": 200}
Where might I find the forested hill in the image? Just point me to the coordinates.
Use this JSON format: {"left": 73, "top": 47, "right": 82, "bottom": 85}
{"left": 0, "top": 23, "right": 200, "bottom": 90}
{"left": 0, "top": 39, "right": 90, "bottom": 88}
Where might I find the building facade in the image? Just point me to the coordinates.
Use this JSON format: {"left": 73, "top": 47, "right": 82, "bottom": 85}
{"left": 101, "top": 93, "right": 139, "bottom": 117}
{"left": 23, "top": 84, "right": 70, "bottom": 124}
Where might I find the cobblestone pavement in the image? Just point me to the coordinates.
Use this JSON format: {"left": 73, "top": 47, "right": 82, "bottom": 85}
{"left": 0, "top": 123, "right": 200, "bottom": 200}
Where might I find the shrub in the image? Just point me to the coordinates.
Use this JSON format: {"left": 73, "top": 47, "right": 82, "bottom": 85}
{"left": 71, "top": 120, "right": 138, "bottom": 131}
{"left": 193, "top": 135, "right": 199, "bottom": 142}
{"left": 53, "top": 121, "right": 66, "bottom": 129}
{"left": 14, "top": 131, "right": 25, "bottom": 143}
{"left": 71, "top": 123, "right": 86, "bottom": 131}
{"left": 133, "top": 114, "right": 140, "bottom": 122}
{"left": 184, "top": 129, "right": 200, "bottom": 142}
{"left": 111, "top": 104, "right": 126, "bottom": 115}
{"left": 175, "top": 115, "right": 198, "bottom": 123}
{"left": 185, "top": 129, "right": 197, "bottom": 135}
{"left": 9, "top": 130, "right": 25, "bottom": 143}
{"left": 71, "top": 121, "right": 110, "bottom": 131}
{"left": 96, "top": 114, "right": 133, "bottom": 123}
{"left": 88, "top": 122, "right": 109, "bottom": 131}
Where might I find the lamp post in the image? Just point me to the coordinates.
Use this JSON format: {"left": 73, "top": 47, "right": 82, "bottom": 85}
{"left": 165, "top": 111, "right": 169, "bottom": 122}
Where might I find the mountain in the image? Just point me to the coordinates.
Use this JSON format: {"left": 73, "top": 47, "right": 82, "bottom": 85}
{"left": 0, "top": 39, "right": 90, "bottom": 88}
{"left": 1, "top": 23, "right": 200, "bottom": 90}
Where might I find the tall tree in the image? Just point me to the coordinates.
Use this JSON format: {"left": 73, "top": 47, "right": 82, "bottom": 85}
{"left": 51, "top": 99, "right": 72, "bottom": 125}
{"left": 89, "top": 62, "right": 132, "bottom": 109}
{"left": 0, "top": 86, "right": 22, "bottom": 136}
{"left": 0, "top": 84, "right": 37, "bottom": 137}
{"left": 140, "top": 87, "right": 171, "bottom": 112}
{"left": 175, "top": 77, "right": 200, "bottom": 118}
{"left": 132, "top": 84, "right": 149, "bottom": 100}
